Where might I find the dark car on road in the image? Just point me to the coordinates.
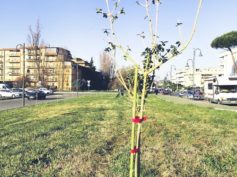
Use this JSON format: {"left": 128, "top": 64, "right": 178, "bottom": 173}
{"left": 193, "top": 90, "right": 204, "bottom": 100}
{"left": 25, "top": 90, "right": 46, "bottom": 100}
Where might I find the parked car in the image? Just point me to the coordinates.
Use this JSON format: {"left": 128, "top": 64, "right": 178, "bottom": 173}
{"left": 179, "top": 90, "right": 189, "bottom": 97}
{"left": 193, "top": 90, "right": 204, "bottom": 100}
{"left": 171, "top": 92, "right": 179, "bottom": 96}
{"left": 0, "top": 83, "right": 10, "bottom": 90}
{"left": 187, "top": 90, "right": 194, "bottom": 99}
{"left": 38, "top": 87, "right": 53, "bottom": 95}
{"left": 25, "top": 90, "right": 46, "bottom": 100}
{"left": 179, "top": 91, "right": 186, "bottom": 97}
{"left": 11, "top": 88, "right": 23, "bottom": 97}
{"left": 0, "top": 89, "right": 17, "bottom": 98}
{"left": 178, "top": 90, "right": 194, "bottom": 99}
{"left": 163, "top": 88, "right": 172, "bottom": 95}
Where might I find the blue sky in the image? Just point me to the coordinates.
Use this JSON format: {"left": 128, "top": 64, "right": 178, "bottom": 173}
{"left": 0, "top": 0, "right": 237, "bottom": 79}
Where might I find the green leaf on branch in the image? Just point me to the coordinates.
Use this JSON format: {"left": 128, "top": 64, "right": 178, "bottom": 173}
{"left": 176, "top": 41, "right": 181, "bottom": 47}
{"left": 103, "top": 29, "right": 110, "bottom": 36}
{"left": 137, "top": 32, "right": 145, "bottom": 39}
{"left": 115, "top": 2, "right": 119, "bottom": 9}
{"left": 171, "top": 47, "right": 179, "bottom": 56}
{"left": 111, "top": 15, "right": 118, "bottom": 23}
{"left": 160, "top": 40, "right": 168, "bottom": 46}
{"left": 136, "top": 1, "right": 141, "bottom": 6}
{"left": 123, "top": 55, "right": 127, "bottom": 61}
{"left": 96, "top": 8, "right": 103, "bottom": 14}
{"left": 108, "top": 42, "right": 116, "bottom": 50}
{"left": 120, "top": 8, "right": 125, "bottom": 15}
{"left": 104, "top": 47, "right": 112, "bottom": 52}
{"left": 103, "top": 13, "right": 108, "bottom": 18}
{"left": 176, "top": 22, "right": 183, "bottom": 27}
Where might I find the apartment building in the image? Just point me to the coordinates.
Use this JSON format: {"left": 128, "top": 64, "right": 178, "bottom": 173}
{"left": 219, "top": 47, "right": 237, "bottom": 76}
{"left": 0, "top": 47, "right": 78, "bottom": 90}
{"left": 169, "top": 48, "right": 237, "bottom": 89}
{"left": 173, "top": 66, "right": 224, "bottom": 88}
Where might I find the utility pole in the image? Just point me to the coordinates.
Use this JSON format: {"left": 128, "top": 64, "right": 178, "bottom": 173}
{"left": 3, "top": 50, "right": 5, "bottom": 83}
{"left": 76, "top": 64, "right": 79, "bottom": 97}
{"left": 193, "top": 48, "right": 203, "bottom": 89}
{"left": 16, "top": 43, "right": 26, "bottom": 107}
{"left": 170, "top": 65, "right": 176, "bottom": 91}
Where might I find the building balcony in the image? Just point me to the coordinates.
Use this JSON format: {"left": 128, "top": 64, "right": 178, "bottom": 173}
{"left": 45, "top": 57, "right": 57, "bottom": 62}
{"left": 7, "top": 66, "right": 21, "bottom": 69}
{"left": 27, "top": 65, "right": 38, "bottom": 69}
{"left": 27, "top": 50, "right": 41, "bottom": 56}
{"left": 8, "top": 73, "right": 21, "bottom": 76}
{"left": 44, "top": 67, "right": 55, "bottom": 69}
{"left": 30, "top": 77, "right": 37, "bottom": 80}
{"left": 26, "top": 59, "right": 36, "bottom": 62}
{"left": 8, "top": 59, "right": 21, "bottom": 63}
{"left": 26, "top": 58, "right": 41, "bottom": 62}
{"left": 45, "top": 72, "right": 56, "bottom": 76}
{"left": 9, "top": 53, "right": 21, "bottom": 57}
{"left": 45, "top": 48, "right": 58, "bottom": 56}
{"left": 45, "top": 79, "right": 58, "bottom": 82}
{"left": 27, "top": 73, "right": 36, "bottom": 76}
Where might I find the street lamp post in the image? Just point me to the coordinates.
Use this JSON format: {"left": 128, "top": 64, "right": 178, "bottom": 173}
{"left": 76, "top": 64, "right": 79, "bottom": 97}
{"left": 185, "top": 48, "right": 203, "bottom": 89}
{"left": 170, "top": 65, "right": 176, "bottom": 82}
{"left": 87, "top": 80, "right": 91, "bottom": 91}
{"left": 186, "top": 59, "right": 193, "bottom": 86}
{"left": 192, "top": 48, "right": 203, "bottom": 89}
{"left": 16, "top": 43, "right": 26, "bottom": 107}
{"left": 3, "top": 50, "right": 6, "bottom": 83}
{"left": 170, "top": 65, "right": 177, "bottom": 91}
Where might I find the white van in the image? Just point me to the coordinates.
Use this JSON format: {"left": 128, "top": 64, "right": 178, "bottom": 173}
{"left": 204, "top": 76, "right": 237, "bottom": 104}
{"left": 0, "top": 83, "right": 10, "bottom": 90}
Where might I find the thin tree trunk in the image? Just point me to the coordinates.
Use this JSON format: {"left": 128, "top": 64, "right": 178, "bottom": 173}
{"left": 228, "top": 48, "right": 237, "bottom": 75}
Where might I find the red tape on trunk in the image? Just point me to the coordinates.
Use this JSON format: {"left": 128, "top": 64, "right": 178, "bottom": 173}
{"left": 130, "top": 147, "right": 140, "bottom": 154}
{"left": 132, "top": 115, "right": 148, "bottom": 124}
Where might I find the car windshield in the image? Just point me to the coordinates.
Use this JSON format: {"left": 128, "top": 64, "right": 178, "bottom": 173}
{"left": 219, "top": 86, "right": 237, "bottom": 93}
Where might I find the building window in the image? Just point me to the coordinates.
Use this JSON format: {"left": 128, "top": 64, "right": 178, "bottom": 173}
{"left": 208, "top": 83, "right": 213, "bottom": 90}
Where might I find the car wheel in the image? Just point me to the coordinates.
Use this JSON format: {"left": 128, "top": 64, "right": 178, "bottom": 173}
{"left": 217, "top": 100, "right": 222, "bottom": 104}
{"left": 12, "top": 94, "right": 16, "bottom": 98}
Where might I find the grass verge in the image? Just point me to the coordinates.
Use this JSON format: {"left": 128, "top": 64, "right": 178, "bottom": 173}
{"left": 1, "top": 93, "right": 237, "bottom": 176}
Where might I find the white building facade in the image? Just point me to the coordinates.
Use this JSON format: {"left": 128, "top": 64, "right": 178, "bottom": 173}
{"left": 219, "top": 48, "right": 237, "bottom": 76}
{"left": 169, "top": 48, "right": 237, "bottom": 89}
{"left": 171, "top": 66, "right": 224, "bottom": 88}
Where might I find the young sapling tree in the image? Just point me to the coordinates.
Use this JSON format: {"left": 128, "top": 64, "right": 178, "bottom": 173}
{"left": 97, "top": 0, "right": 203, "bottom": 176}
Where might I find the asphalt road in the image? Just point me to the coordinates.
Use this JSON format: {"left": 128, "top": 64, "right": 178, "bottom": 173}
{"left": 0, "top": 92, "right": 92, "bottom": 111}
{"left": 158, "top": 95, "right": 237, "bottom": 112}
{"left": 2, "top": 92, "right": 237, "bottom": 113}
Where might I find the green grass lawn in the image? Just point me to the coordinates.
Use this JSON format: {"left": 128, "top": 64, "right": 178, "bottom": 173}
{"left": 1, "top": 93, "right": 237, "bottom": 176}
